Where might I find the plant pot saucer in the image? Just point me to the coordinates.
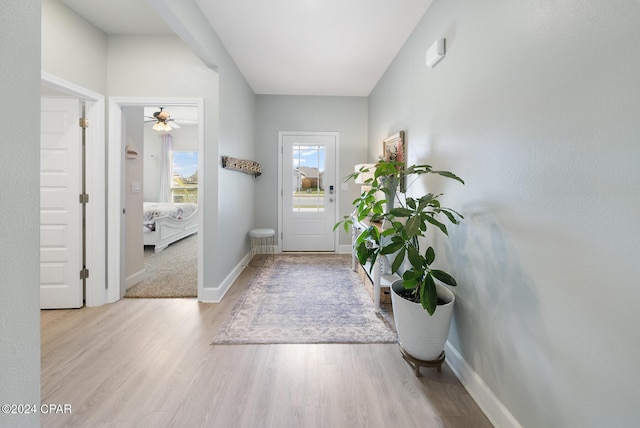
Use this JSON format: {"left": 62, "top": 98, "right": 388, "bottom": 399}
{"left": 398, "top": 344, "right": 445, "bottom": 377}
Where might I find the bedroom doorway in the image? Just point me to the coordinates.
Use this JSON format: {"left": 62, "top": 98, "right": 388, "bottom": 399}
{"left": 122, "top": 105, "right": 200, "bottom": 298}
{"left": 107, "top": 97, "right": 205, "bottom": 303}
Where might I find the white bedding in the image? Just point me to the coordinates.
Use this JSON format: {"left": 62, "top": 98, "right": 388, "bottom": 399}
{"left": 143, "top": 202, "right": 198, "bottom": 232}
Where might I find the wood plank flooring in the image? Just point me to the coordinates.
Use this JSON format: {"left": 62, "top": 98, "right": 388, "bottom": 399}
{"left": 41, "top": 265, "right": 493, "bottom": 428}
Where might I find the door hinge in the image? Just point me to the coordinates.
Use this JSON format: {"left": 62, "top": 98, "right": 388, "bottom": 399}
{"left": 79, "top": 118, "right": 89, "bottom": 128}
{"left": 281, "top": 232, "right": 283, "bottom": 240}
{"left": 79, "top": 193, "right": 90, "bottom": 204}
{"left": 80, "top": 268, "right": 90, "bottom": 280}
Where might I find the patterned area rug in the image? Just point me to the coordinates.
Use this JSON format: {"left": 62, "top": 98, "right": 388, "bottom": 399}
{"left": 212, "top": 253, "right": 397, "bottom": 344}
{"left": 125, "top": 234, "right": 197, "bottom": 298}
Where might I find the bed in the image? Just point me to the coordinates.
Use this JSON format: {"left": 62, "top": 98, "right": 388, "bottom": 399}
{"left": 143, "top": 202, "right": 198, "bottom": 253}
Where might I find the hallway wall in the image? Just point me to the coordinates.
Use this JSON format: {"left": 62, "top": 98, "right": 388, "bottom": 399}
{"left": 368, "top": 1, "right": 640, "bottom": 426}
{"left": 0, "top": 1, "right": 41, "bottom": 427}
{"left": 255, "top": 95, "right": 368, "bottom": 248}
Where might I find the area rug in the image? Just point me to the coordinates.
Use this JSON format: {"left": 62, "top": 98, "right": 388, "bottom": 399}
{"left": 125, "top": 234, "right": 197, "bottom": 298}
{"left": 212, "top": 253, "right": 397, "bottom": 344}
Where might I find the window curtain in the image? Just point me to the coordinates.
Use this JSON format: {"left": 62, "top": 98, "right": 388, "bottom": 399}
{"left": 159, "top": 133, "right": 172, "bottom": 202}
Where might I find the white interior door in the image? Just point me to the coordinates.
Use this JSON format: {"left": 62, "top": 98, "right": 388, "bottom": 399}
{"left": 281, "top": 132, "right": 337, "bottom": 251}
{"left": 40, "top": 97, "right": 83, "bottom": 309}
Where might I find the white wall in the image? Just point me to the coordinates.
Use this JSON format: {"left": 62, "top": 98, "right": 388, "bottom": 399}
{"left": 41, "top": 0, "right": 257, "bottom": 301}
{"left": 255, "top": 95, "right": 368, "bottom": 247}
{"left": 106, "top": 34, "right": 219, "bottom": 290}
{"left": 369, "top": 1, "right": 640, "bottom": 427}
{"left": 123, "top": 107, "right": 145, "bottom": 289}
{"left": 149, "top": 1, "right": 259, "bottom": 294}
{"left": 41, "top": 0, "right": 107, "bottom": 94}
{"left": 0, "top": 1, "right": 41, "bottom": 427}
{"left": 106, "top": 32, "right": 257, "bottom": 297}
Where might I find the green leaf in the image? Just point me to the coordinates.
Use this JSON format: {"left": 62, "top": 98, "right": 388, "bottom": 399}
{"left": 425, "top": 246, "right": 435, "bottom": 265}
{"left": 369, "top": 253, "right": 378, "bottom": 272}
{"left": 391, "top": 247, "right": 405, "bottom": 273}
{"left": 381, "top": 228, "right": 397, "bottom": 238}
{"left": 432, "top": 170, "right": 465, "bottom": 185}
{"left": 356, "top": 242, "right": 369, "bottom": 266}
{"left": 402, "top": 271, "right": 420, "bottom": 289}
{"left": 442, "top": 207, "right": 464, "bottom": 221}
{"left": 389, "top": 207, "right": 412, "bottom": 217}
{"left": 431, "top": 269, "right": 458, "bottom": 287}
{"left": 417, "top": 194, "right": 435, "bottom": 211}
{"left": 402, "top": 277, "right": 419, "bottom": 290}
{"left": 405, "top": 216, "right": 422, "bottom": 237}
{"left": 441, "top": 209, "right": 459, "bottom": 224}
{"left": 406, "top": 198, "right": 416, "bottom": 209}
{"left": 425, "top": 215, "right": 448, "bottom": 236}
{"left": 422, "top": 274, "right": 437, "bottom": 315}
{"left": 407, "top": 245, "right": 424, "bottom": 271}
{"left": 380, "top": 241, "right": 403, "bottom": 255}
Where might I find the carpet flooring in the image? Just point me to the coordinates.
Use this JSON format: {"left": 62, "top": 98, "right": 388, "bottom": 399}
{"left": 125, "top": 234, "right": 197, "bottom": 298}
{"left": 212, "top": 253, "right": 397, "bottom": 345}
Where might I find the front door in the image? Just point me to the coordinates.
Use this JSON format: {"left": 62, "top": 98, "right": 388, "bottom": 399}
{"left": 40, "top": 97, "right": 83, "bottom": 309}
{"left": 281, "top": 132, "right": 337, "bottom": 251}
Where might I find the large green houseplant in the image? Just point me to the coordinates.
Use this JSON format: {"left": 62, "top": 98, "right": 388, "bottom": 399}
{"left": 335, "top": 159, "right": 464, "bottom": 316}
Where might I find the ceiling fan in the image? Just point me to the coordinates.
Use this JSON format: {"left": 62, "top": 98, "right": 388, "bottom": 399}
{"left": 144, "top": 107, "right": 181, "bottom": 132}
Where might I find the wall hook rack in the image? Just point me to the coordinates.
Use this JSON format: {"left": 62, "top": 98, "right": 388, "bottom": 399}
{"left": 221, "top": 155, "right": 262, "bottom": 177}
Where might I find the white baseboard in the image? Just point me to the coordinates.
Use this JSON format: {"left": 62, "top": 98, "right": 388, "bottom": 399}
{"left": 125, "top": 268, "right": 146, "bottom": 290}
{"left": 445, "top": 342, "right": 522, "bottom": 428}
{"left": 198, "top": 252, "right": 251, "bottom": 303}
{"left": 337, "top": 244, "right": 352, "bottom": 254}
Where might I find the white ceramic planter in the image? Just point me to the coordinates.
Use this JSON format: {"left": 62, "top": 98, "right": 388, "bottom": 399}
{"left": 391, "top": 279, "right": 455, "bottom": 361}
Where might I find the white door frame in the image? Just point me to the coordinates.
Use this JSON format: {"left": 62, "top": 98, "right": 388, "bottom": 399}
{"left": 278, "top": 131, "right": 340, "bottom": 253}
{"left": 41, "top": 72, "right": 106, "bottom": 307}
{"left": 107, "top": 97, "right": 204, "bottom": 304}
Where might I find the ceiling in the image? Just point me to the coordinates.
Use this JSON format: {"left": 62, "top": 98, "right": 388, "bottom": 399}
{"left": 60, "top": 0, "right": 434, "bottom": 96}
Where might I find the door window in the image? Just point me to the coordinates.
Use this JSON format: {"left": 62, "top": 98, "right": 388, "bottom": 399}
{"left": 292, "top": 145, "right": 325, "bottom": 212}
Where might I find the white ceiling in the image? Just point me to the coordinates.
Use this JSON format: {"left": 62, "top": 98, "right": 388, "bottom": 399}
{"left": 60, "top": 0, "right": 433, "bottom": 96}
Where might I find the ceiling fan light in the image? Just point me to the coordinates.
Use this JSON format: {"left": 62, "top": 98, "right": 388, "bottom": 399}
{"left": 152, "top": 121, "right": 172, "bottom": 132}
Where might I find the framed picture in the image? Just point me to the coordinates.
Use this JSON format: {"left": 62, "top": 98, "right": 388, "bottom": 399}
{"left": 383, "top": 130, "right": 406, "bottom": 192}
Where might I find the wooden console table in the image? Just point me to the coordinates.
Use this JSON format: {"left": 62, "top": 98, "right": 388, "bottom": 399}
{"left": 351, "top": 215, "right": 400, "bottom": 310}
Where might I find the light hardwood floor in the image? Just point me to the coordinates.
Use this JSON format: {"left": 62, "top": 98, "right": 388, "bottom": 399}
{"left": 41, "top": 265, "right": 493, "bottom": 428}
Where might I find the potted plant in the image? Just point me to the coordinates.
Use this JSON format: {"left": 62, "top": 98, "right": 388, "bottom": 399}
{"left": 335, "top": 159, "right": 464, "bottom": 366}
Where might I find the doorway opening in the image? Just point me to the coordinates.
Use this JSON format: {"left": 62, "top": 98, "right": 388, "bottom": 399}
{"left": 107, "top": 97, "right": 204, "bottom": 304}
{"left": 122, "top": 105, "right": 200, "bottom": 298}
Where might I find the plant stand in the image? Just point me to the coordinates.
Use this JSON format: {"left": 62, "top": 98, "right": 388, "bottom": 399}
{"left": 399, "top": 345, "right": 445, "bottom": 377}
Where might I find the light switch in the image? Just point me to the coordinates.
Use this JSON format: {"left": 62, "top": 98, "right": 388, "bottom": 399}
{"left": 426, "top": 38, "right": 446, "bottom": 68}
{"left": 131, "top": 182, "right": 141, "bottom": 193}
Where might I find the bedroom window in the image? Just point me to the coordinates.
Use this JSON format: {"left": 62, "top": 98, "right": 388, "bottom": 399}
{"left": 172, "top": 151, "right": 198, "bottom": 203}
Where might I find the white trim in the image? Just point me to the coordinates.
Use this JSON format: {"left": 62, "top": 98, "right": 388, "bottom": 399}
{"left": 445, "top": 342, "right": 523, "bottom": 428}
{"left": 126, "top": 268, "right": 147, "bottom": 289}
{"left": 336, "top": 244, "right": 352, "bottom": 254}
{"left": 277, "top": 131, "right": 340, "bottom": 253}
{"left": 107, "top": 97, "right": 205, "bottom": 304}
{"left": 41, "top": 72, "right": 107, "bottom": 307}
{"left": 199, "top": 252, "right": 252, "bottom": 303}
{"left": 41, "top": 71, "right": 103, "bottom": 101}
